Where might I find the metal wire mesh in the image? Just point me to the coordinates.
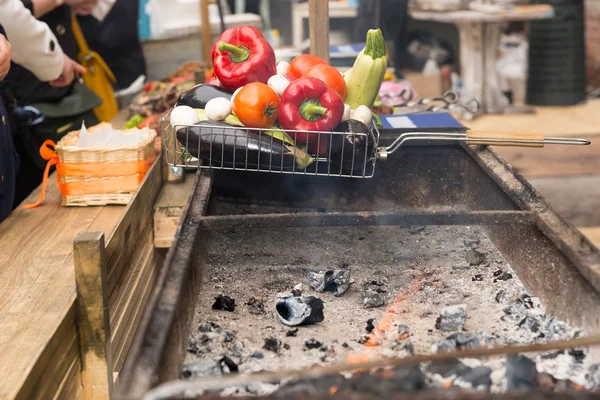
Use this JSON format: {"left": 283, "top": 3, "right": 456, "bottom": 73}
{"left": 163, "top": 116, "right": 381, "bottom": 178}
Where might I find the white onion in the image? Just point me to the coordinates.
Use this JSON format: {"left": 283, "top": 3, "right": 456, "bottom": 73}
{"left": 267, "top": 75, "right": 290, "bottom": 97}
{"left": 205, "top": 97, "right": 232, "bottom": 121}
{"left": 349, "top": 105, "right": 372, "bottom": 126}
{"left": 170, "top": 105, "right": 200, "bottom": 130}
{"left": 276, "top": 61, "right": 290, "bottom": 76}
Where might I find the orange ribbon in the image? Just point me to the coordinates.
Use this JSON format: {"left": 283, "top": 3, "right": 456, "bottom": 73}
{"left": 23, "top": 141, "right": 154, "bottom": 209}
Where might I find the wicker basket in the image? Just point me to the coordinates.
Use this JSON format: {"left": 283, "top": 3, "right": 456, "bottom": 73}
{"left": 49, "top": 123, "right": 157, "bottom": 207}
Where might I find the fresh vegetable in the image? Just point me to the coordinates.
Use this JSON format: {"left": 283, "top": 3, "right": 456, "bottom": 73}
{"left": 195, "top": 109, "right": 243, "bottom": 126}
{"left": 277, "top": 61, "right": 290, "bottom": 76}
{"left": 125, "top": 114, "right": 144, "bottom": 129}
{"left": 344, "top": 29, "right": 388, "bottom": 108}
{"left": 267, "top": 75, "right": 290, "bottom": 97}
{"left": 288, "top": 54, "right": 327, "bottom": 80}
{"left": 303, "top": 64, "right": 347, "bottom": 100}
{"left": 205, "top": 97, "right": 233, "bottom": 121}
{"left": 232, "top": 82, "right": 280, "bottom": 128}
{"left": 279, "top": 77, "right": 344, "bottom": 135}
{"left": 144, "top": 82, "right": 157, "bottom": 92}
{"left": 177, "top": 84, "right": 232, "bottom": 109}
{"left": 212, "top": 26, "right": 276, "bottom": 91}
{"left": 330, "top": 119, "right": 376, "bottom": 173}
{"left": 138, "top": 115, "right": 159, "bottom": 130}
{"left": 342, "top": 104, "right": 351, "bottom": 121}
{"left": 170, "top": 105, "right": 200, "bottom": 130}
{"left": 349, "top": 105, "right": 373, "bottom": 126}
{"left": 176, "top": 121, "right": 313, "bottom": 169}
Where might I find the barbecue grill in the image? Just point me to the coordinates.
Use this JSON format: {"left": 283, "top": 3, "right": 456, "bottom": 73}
{"left": 118, "top": 138, "right": 600, "bottom": 399}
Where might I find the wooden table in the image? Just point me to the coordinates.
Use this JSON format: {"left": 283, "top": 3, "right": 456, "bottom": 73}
{"left": 411, "top": 5, "right": 554, "bottom": 114}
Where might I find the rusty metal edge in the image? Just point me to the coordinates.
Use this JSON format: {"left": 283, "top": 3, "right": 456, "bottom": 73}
{"left": 116, "top": 170, "right": 214, "bottom": 400}
{"left": 463, "top": 144, "right": 600, "bottom": 293}
{"left": 196, "top": 210, "right": 537, "bottom": 230}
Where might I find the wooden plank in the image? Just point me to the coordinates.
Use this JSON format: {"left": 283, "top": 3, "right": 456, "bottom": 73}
{"left": 0, "top": 179, "right": 110, "bottom": 400}
{"left": 527, "top": 176, "right": 600, "bottom": 228}
{"left": 411, "top": 4, "right": 553, "bottom": 23}
{"left": 308, "top": 0, "right": 330, "bottom": 62}
{"left": 462, "top": 101, "right": 600, "bottom": 138}
{"left": 201, "top": 0, "right": 212, "bottom": 63}
{"left": 154, "top": 175, "right": 196, "bottom": 248}
{"left": 53, "top": 356, "right": 82, "bottom": 400}
{"left": 580, "top": 227, "right": 600, "bottom": 249}
{"left": 14, "top": 304, "right": 79, "bottom": 400}
{"left": 493, "top": 134, "right": 600, "bottom": 178}
{"left": 112, "top": 250, "right": 159, "bottom": 373}
{"left": 106, "top": 158, "right": 163, "bottom": 302}
{"left": 74, "top": 232, "right": 114, "bottom": 399}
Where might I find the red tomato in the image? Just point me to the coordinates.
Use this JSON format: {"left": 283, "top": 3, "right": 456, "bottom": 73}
{"left": 288, "top": 54, "right": 327, "bottom": 79}
{"left": 232, "top": 82, "right": 280, "bottom": 128}
{"left": 303, "top": 64, "right": 347, "bottom": 100}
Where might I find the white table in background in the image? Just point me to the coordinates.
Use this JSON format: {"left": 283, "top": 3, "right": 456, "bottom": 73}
{"left": 411, "top": 5, "right": 554, "bottom": 114}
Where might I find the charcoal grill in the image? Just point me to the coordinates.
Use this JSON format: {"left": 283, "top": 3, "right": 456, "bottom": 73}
{"left": 117, "top": 140, "right": 600, "bottom": 400}
{"left": 164, "top": 117, "right": 590, "bottom": 178}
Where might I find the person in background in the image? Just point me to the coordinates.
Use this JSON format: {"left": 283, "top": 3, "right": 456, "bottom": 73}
{"left": 0, "top": 26, "right": 16, "bottom": 223}
{"left": 2, "top": 0, "right": 98, "bottom": 206}
{"left": 0, "top": 0, "right": 85, "bottom": 220}
{"left": 78, "top": 0, "right": 146, "bottom": 93}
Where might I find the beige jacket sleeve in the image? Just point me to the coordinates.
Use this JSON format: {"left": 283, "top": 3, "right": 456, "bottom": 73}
{"left": 0, "top": 0, "right": 64, "bottom": 81}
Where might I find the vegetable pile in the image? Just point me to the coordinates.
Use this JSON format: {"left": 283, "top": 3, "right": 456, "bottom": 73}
{"left": 170, "top": 27, "right": 387, "bottom": 171}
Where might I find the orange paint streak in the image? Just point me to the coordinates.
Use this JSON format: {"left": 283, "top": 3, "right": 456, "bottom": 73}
{"left": 366, "top": 277, "right": 425, "bottom": 347}
{"left": 345, "top": 276, "right": 425, "bottom": 364}
{"left": 329, "top": 386, "right": 339, "bottom": 395}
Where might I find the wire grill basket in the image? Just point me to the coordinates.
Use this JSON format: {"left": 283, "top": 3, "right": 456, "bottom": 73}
{"left": 164, "top": 116, "right": 381, "bottom": 178}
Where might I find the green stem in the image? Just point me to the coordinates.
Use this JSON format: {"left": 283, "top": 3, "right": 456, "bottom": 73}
{"left": 364, "top": 29, "right": 387, "bottom": 59}
{"left": 300, "top": 99, "right": 328, "bottom": 122}
{"left": 218, "top": 42, "right": 250, "bottom": 63}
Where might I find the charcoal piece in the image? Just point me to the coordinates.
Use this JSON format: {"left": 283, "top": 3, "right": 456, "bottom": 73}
{"left": 342, "top": 342, "right": 349, "bottom": 348}
{"left": 493, "top": 271, "right": 513, "bottom": 283}
{"left": 397, "top": 324, "right": 411, "bottom": 340}
{"left": 569, "top": 349, "right": 586, "bottom": 363}
{"left": 250, "top": 351, "right": 264, "bottom": 359}
{"left": 433, "top": 332, "right": 483, "bottom": 353}
{"left": 307, "top": 268, "right": 351, "bottom": 297}
{"left": 366, "top": 318, "right": 376, "bottom": 333}
{"left": 466, "top": 249, "right": 486, "bottom": 266}
{"left": 199, "top": 322, "right": 221, "bottom": 332}
{"left": 358, "top": 335, "right": 370, "bottom": 344}
{"left": 472, "top": 274, "right": 483, "bottom": 282}
{"left": 275, "top": 294, "right": 325, "bottom": 326}
{"left": 304, "top": 339, "right": 323, "bottom": 349}
{"left": 212, "top": 295, "right": 236, "bottom": 312}
{"left": 286, "top": 328, "right": 299, "bottom": 337}
{"left": 350, "top": 366, "right": 426, "bottom": 393}
{"left": 291, "top": 288, "right": 302, "bottom": 297}
{"left": 495, "top": 290, "right": 510, "bottom": 304}
{"left": 390, "top": 340, "right": 415, "bottom": 355}
{"left": 506, "top": 355, "right": 538, "bottom": 389}
{"left": 263, "top": 337, "right": 281, "bottom": 353}
{"left": 426, "top": 360, "right": 470, "bottom": 378}
{"left": 493, "top": 269, "right": 503, "bottom": 277}
{"left": 435, "top": 304, "right": 467, "bottom": 332}
{"left": 223, "top": 331, "right": 236, "bottom": 343}
{"left": 187, "top": 343, "right": 199, "bottom": 355}
{"left": 363, "top": 291, "right": 385, "bottom": 308}
{"left": 219, "top": 356, "right": 239, "bottom": 374}
{"left": 181, "top": 359, "right": 222, "bottom": 379}
{"left": 245, "top": 296, "right": 265, "bottom": 315}
{"left": 455, "top": 366, "right": 492, "bottom": 390}
{"left": 276, "top": 375, "right": 347, "bottom": 397}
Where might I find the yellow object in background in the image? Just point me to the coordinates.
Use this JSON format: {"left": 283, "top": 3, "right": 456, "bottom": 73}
{"left": 72, "top": 13, "right": 119, "bottom": 122}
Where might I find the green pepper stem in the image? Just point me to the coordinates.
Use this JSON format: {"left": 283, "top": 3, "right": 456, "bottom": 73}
{"left": 364, "top": 29, "right": 387, "bottom": 59}
{"left": 218, "top": 42, "right": 250, "bottom": 63}
{"left": 300, "top": 99, "right": 328, "bottom": 122}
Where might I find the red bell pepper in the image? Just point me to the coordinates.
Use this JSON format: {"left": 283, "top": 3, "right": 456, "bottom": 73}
{"left": 279, "top": 77, "right": 344, "bottom": 134}
{"left": 212, "top": 26, "right": 276, "bottom": 92}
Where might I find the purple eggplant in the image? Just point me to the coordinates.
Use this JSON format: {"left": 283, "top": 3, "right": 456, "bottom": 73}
{"left": 176, "top": 84, "right": 232, "bottom": 109}
{"left": 176, "top": 121, "right": 313, "bottom": 170}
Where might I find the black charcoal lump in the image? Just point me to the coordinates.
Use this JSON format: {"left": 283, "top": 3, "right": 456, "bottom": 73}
{"left": 435, "top": 304, "right": 467, "bottom": 331}
{"left": 307, "top": 268, "right": 351, "bottom": 296}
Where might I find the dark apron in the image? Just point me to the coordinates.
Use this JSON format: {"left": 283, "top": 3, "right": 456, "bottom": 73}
{"left": 0, "top": 25, "right": 18, "bottom": 222}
